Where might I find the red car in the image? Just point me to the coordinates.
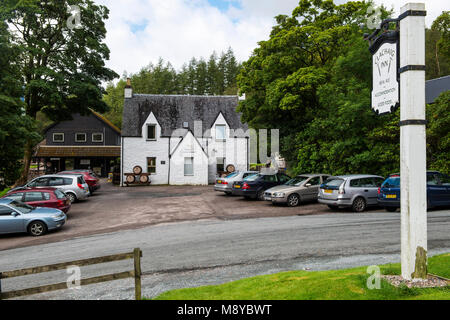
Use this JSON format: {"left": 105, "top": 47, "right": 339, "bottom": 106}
{"left": 1, "top": 188, "right": 71, "bottom": 213}
{"left": 58, "top": 170, "right": 101, "bottom": 193}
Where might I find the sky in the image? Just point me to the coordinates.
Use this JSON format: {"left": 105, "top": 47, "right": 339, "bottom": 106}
{"left": 93, "top": 0, "right": 449, "bottom": 78}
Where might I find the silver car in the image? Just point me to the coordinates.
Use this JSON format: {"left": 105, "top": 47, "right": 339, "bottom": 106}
{"left": 11, "top": 174, "right": 90, "bottom": 203}
{"left": 0, "top": 198, "right": 66, "bottom": 236}
{"left": 264, "top": 174, "right": 330, "bottom": 207}
{"left": 214, "top": 171, "right": 258, "bottom": 195}
{"left": 318, "top": 174, "right": 385, "bottom": 212}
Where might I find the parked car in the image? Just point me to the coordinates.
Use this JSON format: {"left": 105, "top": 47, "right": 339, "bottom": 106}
{"left": 1, "top": 188, "right": 71, "bottom": 213}
{"left": 264, "top": 174, "right": 330, "bottom": 207}
{"left": 58, "top": 170, "right": 100, "bottom": 193}
{"left": 214, "top": 171, "right": 258, "bottom": 195}
{"left": 10, "top": 174, "right": 89, "bottom": 203}
{"left": 0, "top": 198, "right": 66, "bottom": 236}
{"left": 232, "top": 171, "right": 292, "bottom": 200}
{"left": 378, "top": 171, "right": 450, "bottom": 211}
{"left": 318, "top": 174, "right": 385, "bottom": 212}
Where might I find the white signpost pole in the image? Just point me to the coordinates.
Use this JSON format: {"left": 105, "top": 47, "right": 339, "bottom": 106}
{"left": 399, "top": 3, "right": 427, "bottom": 280}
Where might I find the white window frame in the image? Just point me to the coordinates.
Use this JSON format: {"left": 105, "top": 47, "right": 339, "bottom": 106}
{"left": 147, "top": 124, "right": 157, "bottom": 141}
{"left": 147, "top": 157, "right": 156, "bottom": 174}
{"left": 53, "top": 133, "right": 64, "bottom": 143}
{"left": 184, "top": 157, "right": 194, "bottom": 176}
{"left": 92, "top": 133, "right": 104, "bottom": 143}
{"left": 75, "top": 133, "right": 87, "bottom": 143}
{"left": 216, "top": 124, "right": 226, "bottom": 141}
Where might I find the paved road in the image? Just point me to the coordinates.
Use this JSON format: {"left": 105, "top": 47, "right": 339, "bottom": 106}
{"left": 1, "top": 210, "right": 449, "bottom": 299}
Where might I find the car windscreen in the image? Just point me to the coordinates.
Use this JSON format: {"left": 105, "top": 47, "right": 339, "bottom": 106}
{"left": 9, "top": 200, "right": 34, "bottom": 214}
{"left": 285, "top": 176, "right": 309, "bottom": 186}
{"left": 322, "top": 178, "right": 344, "bottom": 188}
{"left": 383, "top": 177, "right": 400, "bottom": 188}
{"left": 244, "top": 174, "right": 261, "bottom": 181}
{"left": 54, "top": 189, "right": 67, "bottom": 199}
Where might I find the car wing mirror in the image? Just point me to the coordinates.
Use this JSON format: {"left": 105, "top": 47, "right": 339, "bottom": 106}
{"left": 11, "top": 211, "right": 20, "bottom": 217}
{"left": 305, "top": 183, "right": 312, "bottom": 187}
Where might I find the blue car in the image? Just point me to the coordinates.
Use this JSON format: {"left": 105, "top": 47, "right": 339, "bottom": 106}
{"left": 378, "top": 171, "right": 450, "bottom": 212}
{"left": 0, "top": 198, "right": 67, "bottom": 236}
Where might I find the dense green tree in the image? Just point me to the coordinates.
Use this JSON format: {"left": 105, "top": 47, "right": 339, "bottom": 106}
{"left": 3, "top": 0, "right": 118, "bottom": 185}
{"left": 0, "top": 18, "right": 39, "bottom": 188}
{"left": 237, "top": 0, "right": 374, "bottom": 167}
{"left": 425, "top": 12, "right": 450, "bottom": 79}
{"left": 426, "top": 91, "right": 450, "bottom": 174}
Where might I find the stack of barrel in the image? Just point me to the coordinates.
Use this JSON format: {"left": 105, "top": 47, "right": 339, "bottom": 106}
{"left": 124, "top": 166, "right": 151, "bottom": 186}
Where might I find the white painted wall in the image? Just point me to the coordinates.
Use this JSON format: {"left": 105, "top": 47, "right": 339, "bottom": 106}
{"left": 169, "top": 131, "right": 208, "bottom": 185}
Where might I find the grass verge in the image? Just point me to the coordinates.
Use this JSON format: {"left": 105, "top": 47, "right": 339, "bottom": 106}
{"left": 153, "top": 253, "right": 450, "bottom": 300}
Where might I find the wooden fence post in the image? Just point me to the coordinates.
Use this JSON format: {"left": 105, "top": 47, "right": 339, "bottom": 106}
{"left": 134, "top": 248, "right": 142, "bottom": 300}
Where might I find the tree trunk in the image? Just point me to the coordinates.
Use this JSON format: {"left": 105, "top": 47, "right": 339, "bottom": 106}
{"left": 13, "top": 140, "right": 33, "bottom": 188}
{"left": 435, "top": 42, "right": 441, "bottom": 76}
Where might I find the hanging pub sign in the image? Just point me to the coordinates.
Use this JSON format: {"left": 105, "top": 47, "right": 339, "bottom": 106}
{"left": 366, "top": 19, "right": 400, "bottom": 114}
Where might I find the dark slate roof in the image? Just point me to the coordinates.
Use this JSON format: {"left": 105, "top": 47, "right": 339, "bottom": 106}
{"left": 122, "top": 94, "right": 248, "bottom": 137}
{"left": 426, "top": 75, "right": 450, "bottom": 104}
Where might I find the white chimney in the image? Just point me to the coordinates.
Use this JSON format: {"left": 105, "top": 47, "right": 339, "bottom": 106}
{"left": 124, "top": 78, "right": 133, "bottom": 98}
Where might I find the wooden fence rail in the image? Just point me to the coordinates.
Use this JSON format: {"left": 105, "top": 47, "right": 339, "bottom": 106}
{"left": 0, "top": 248, "right": 142, "bottom": 300}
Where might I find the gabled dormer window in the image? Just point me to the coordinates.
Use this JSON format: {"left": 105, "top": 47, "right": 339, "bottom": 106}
{"left": 216, "top": 125, "right": 226, "bottom": 141}
{"left": 147, "top": 124, "right": 156, "bottom": 140}
{"left": 53, "top": 133, "right": 64, "bottom": 143}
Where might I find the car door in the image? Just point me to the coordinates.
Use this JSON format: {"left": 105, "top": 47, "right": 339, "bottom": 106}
{"left": 437, "top": 173, "right": 450, "bottom": 205}
{"left": 304, "top": 176, "right": 321, "bottom": 200}
{"left": 23, "top": 192, "right": 46, "bottom": 208}
{"left": 0, "top": 205, "right": 23, "bottom": 234}
{"left": 427, "top": 173, "right": 443, "bottom": 206}
{"left": 262, "top": 175, "right": 278, "bottom": 191}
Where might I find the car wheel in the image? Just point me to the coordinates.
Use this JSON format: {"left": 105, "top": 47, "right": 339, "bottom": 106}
{"left": 257, "top": 189, "right": 265, "bottom": 201}
{"left": 287, "top": 194, "right": 300, "bottom": 207}
{"left": 66, "top": 193, "right": 77, "bottom": 203}
{"left": 352, "top": 197, "right": 366, "bottom": 212}
{"left": 28, "top": 221, "right": 47, "bottom": 237}
{"left": 386, "top": 207, "right": 397, "bottom": 212}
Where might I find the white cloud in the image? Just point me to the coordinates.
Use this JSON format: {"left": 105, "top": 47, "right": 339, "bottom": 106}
{"left": 94, "top": 0, "right": 449, "bottom": 79}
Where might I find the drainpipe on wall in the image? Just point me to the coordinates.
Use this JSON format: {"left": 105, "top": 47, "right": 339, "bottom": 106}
{"left": 168, "top": 137, "right": 171, "bottom": 185}
{"left": 121, "top": 136, "right": 124, "bottom": 187}
{"left": 246, "top": 136, "right": 249, "bottom": 171}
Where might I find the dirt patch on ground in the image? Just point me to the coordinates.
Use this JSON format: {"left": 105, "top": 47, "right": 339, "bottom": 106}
{"left": 381, "top": 274, "right": 449, "bottom": 288}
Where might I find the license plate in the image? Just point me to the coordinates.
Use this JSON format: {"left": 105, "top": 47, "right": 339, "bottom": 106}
{"left": 235, "top": 185, "right": 241, "bottom": 188}
{"left": 386, "top": 194, "right": 397, "bottom": 199}
{"left": 217, "top": 180, "right": 222, "bottom": 184}
{"left": 324, "top": 189, "right": 333, "bottom": 194}
{"left": 265, "top": 196, "right": 271, "bottom": 201}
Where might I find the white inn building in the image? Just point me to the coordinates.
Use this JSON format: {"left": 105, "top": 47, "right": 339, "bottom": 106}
{"left": 120, "top": 83, "right": 250, "bottom": 185}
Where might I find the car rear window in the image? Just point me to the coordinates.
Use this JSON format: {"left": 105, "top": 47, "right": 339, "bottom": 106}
{"left": 77, "top": 176, "right": 85, "bottom": 184}
{"left": 54, "top": 189, "right": 66, "bottom": 199}
{"left": 245, "top": 174, "right": 261, "bottom": 181}
{"left": 323, "top": 178, "right": 344, "bottom": 188}
{"left": 383, "top": 177, "right": 400, "bottom": 188}
{"left": 225, "top": 172, "right": 239, "bottom": 179}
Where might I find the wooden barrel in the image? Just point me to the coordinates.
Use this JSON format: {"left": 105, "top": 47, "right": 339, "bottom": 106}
{"left": 139, "top": 175, "right": 149, "bottom": 184}
{"left": 126, "top": 175, "right": 135, "bottom": 184}
{"left": 133, "top": 166, "right": 143, "bottom": 175}
{"left": 226, "top": 164, "right": 236, "bottom": 173}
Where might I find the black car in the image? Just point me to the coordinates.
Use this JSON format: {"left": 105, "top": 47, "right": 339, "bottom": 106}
{"left": 232, "top": 172, "right": 291, "bottom": 200}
